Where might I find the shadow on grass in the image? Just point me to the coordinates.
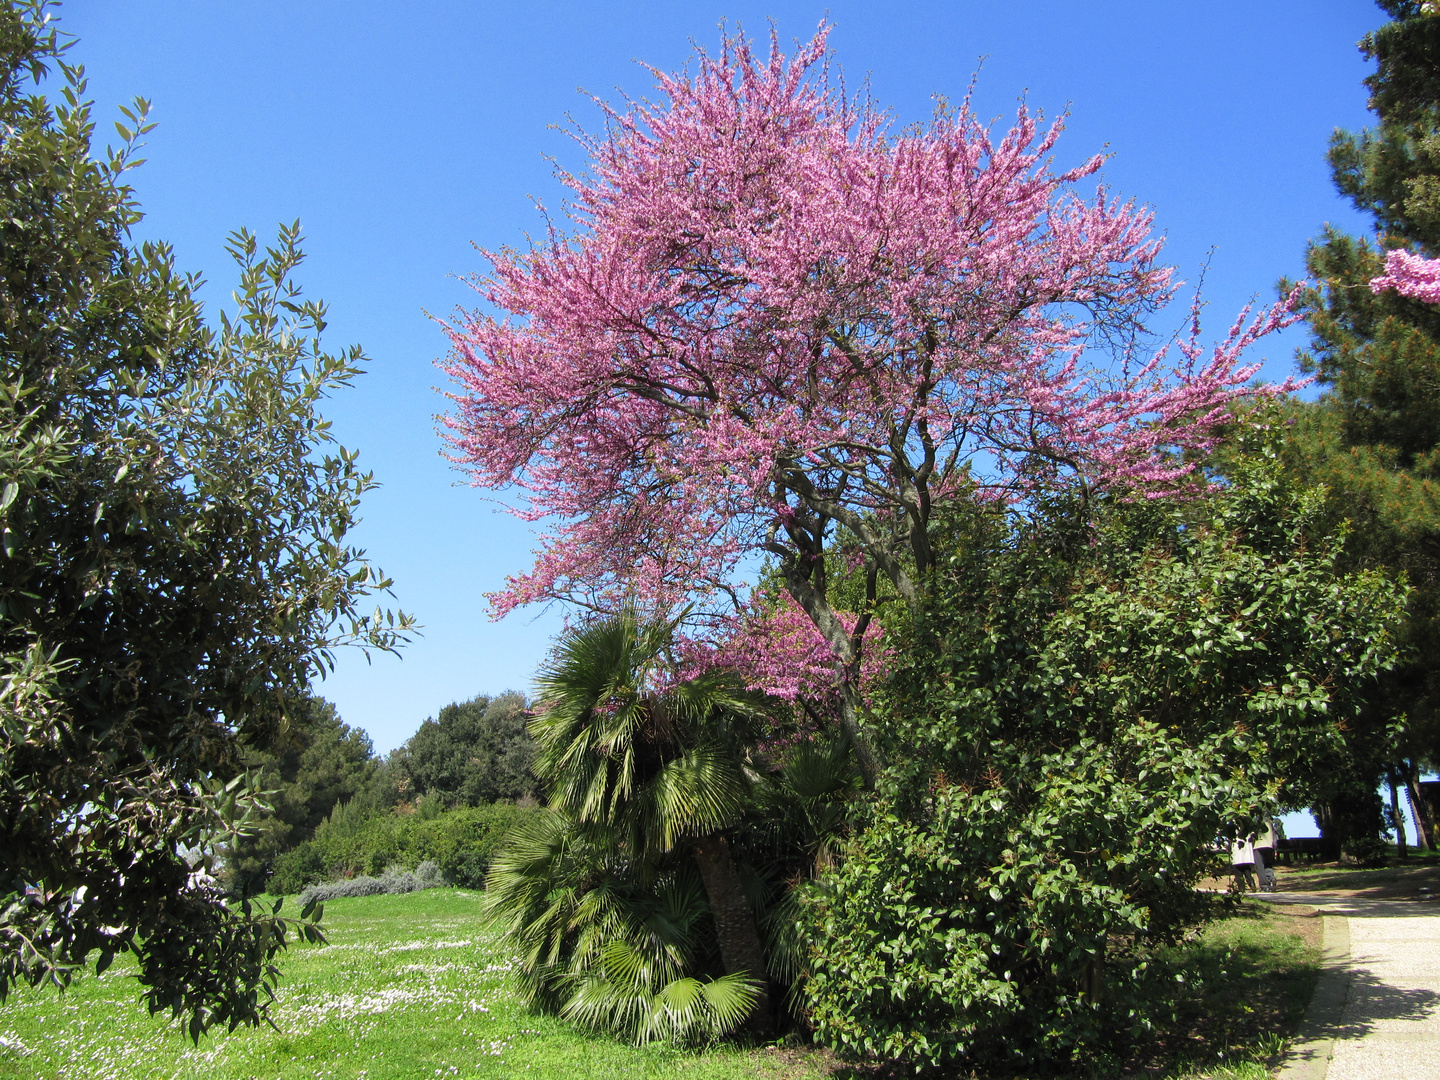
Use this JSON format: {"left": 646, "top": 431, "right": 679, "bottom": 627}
{"left": 1116, "top": 905, "right": 1319, "bottom": 1078}
{"left": 1275, "top": 847, "right": 1440, "bottom": 898}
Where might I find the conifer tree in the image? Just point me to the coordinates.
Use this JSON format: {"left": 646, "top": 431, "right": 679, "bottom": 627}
{"left": 1292, "top": 0, "right": 1440, "bottom": 847}
{"left": 222, "top": 697, "right": 381, "bottom": 896}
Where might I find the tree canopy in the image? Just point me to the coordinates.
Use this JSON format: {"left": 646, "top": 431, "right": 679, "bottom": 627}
{"left": 0, "top": 1, "right": 410, "bottom": 1036}
{"left": 444, "top": 25, "right": 1298, "bottom": 773}
{"left": 456, "top": 14, "right": 1411, "bottom": 1069}
{"left": 1287, "top": 0, "right": 1440, "bottom": 844}
{"left": 396, "top": 692, "right": 535, "bottom": 807}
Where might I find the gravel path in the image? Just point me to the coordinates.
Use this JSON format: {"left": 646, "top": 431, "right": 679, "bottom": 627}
{"left": 1264, "top": 894, "right": 1440, "bottom": 1079}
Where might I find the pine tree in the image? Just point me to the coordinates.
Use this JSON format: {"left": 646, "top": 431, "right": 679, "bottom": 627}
{"left": 1293, "top": 0, "right": 1440, "bottom": 847}
{"left": 223, "top": 696, "right": 381, "bottom": 896}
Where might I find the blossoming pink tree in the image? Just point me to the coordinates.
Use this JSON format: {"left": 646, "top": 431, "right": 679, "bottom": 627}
{"left": 442, "top": 25, "right": 1294, "bottom": 777}
{"left": 1370, "top": 247, "right": 1440, "bottom": 302}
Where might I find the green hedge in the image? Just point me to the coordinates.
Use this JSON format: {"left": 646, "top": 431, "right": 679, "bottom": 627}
{"left": 269, "top": 802, "right": 538, "bottom": 894}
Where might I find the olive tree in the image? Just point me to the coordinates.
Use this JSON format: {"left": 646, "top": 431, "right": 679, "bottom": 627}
{"left": 0, "top": 3, "right": 410, "bottom": 1036}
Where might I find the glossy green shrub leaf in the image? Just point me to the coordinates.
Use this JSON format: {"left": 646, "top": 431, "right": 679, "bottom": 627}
{"left": 800, "top": 456, "right": 1405, "bottom": 1071}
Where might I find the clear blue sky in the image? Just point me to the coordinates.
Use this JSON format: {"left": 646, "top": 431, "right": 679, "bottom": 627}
{"left": 55, "top": 2, "right": 1400, "bottom": 837}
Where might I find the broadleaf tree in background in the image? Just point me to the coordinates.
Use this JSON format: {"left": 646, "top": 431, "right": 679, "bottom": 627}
{"left": 1289, "top": 0, "right": 1440, "bottom": 850}
{"left": 244, "top": 691, "right": 540, "bottom": 897}
{"left": 0, "top": 2, "right": 411, "bottom": 1037}
{"left": 395, "top": 691, "right": 536, "bottom": 808}
{"left": 443, "top": 23, "right": 1299, "bottom": 780}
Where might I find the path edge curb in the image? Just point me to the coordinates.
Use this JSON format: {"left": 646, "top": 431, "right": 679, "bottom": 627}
{"left": 1277, "top": 913, "right": 1351, "bottom": 1080}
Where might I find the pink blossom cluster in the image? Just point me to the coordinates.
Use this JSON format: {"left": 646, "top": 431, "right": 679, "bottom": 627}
{"left": 441, "top": 24, "right": 1298, "bottom": 692}
{"left": 1369, "top": 247, "right": 1440, "bottom": 303}
{"left": 676, "top": 592, "right": 888, "bottom": 702}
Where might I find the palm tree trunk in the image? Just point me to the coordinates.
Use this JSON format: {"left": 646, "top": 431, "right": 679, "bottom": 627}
{"left": 691, "top": 832, "right": 773, "bottom": 1037}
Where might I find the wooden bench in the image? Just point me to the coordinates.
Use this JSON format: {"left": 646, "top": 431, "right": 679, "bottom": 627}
{"left": 1275, "top": 836, "right": 1337, "bottom": 865}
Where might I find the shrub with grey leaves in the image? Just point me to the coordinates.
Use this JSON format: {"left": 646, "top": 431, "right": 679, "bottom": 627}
{"left": 297, "top": 861, "right": 448, "bottom": 905}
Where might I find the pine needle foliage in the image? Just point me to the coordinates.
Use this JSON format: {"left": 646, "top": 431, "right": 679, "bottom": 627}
{"left": 1289, "top": 0, "right": 1440, "bottom": 790}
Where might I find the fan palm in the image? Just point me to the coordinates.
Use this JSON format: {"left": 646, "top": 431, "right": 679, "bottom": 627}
{"left": 740, "top": 734, "right": 863, "bottom": 1005}
{"left": 485, "top": 809, "right": 760, "bottom": 1043}
{"left": 493, "top": 610, "right": 775, "bottom": 1039}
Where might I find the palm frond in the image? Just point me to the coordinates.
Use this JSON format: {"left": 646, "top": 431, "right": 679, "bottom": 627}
{"left": 643, "top": 742, "right": 749, "bottom": 851}
{"left": 507, "top": 609, "right": 793, "bottom": 1044}
{"left": 641, "top": 973, "right": 762, "bottom": 1044}
{"left": 777, "top": 736, "right": 862, "bottom": 802}
{"left": 562, "top": 971, "right": 656, "bottom": 1038}
{"left": 650, "top": 869, "right": 709, "bottom": 944}
{"left": 563, "top": 965, "right": 760, "bottom": 1045}
{"left": 759, "top": 881, "right": 810, "bottom": 993}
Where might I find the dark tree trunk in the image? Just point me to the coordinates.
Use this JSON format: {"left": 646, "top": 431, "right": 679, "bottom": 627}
{"left": 691, "top": 832, "right": 773, "bottom": 1037}
{"left": 836, "top": 684, "right": 880, "bottom": 788}
{"left": 775, "top": 563, "right": 880, "bottom": 788}
{"left": 1391, "top": 771, "right": 1408, "bottom": 859}
{"left": 1083, "top": 957, "right": 1104, "bottom": 1003}
{"left": 1315, "top": 786, "right": 1387, "bottom": 861}
{"left": 1404, "top": 759, "right": 1437, "bottom": 851}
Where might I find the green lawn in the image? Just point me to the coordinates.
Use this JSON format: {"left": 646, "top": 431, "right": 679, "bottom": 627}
{"left": 0, "top": 889, "right": 824, "bottom": 1080}
{"left": 0, "top": 890, "right": 1320, "bottom": 1080}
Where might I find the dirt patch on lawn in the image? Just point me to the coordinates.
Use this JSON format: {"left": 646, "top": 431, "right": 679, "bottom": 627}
{"left": 1267, "top": 900, "right": 1325, "bottom": 950}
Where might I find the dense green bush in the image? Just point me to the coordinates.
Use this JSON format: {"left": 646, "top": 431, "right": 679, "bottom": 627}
{"left": 269, "top": 802, "right": 537, "bottom": 894}
{"left": 800, "top": 457, "right": 1405, "bottom": 1071}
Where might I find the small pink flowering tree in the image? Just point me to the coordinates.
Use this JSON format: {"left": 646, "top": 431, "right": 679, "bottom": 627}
{"left": 442, "top": 25, "right": 1293, "bottom": 776}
